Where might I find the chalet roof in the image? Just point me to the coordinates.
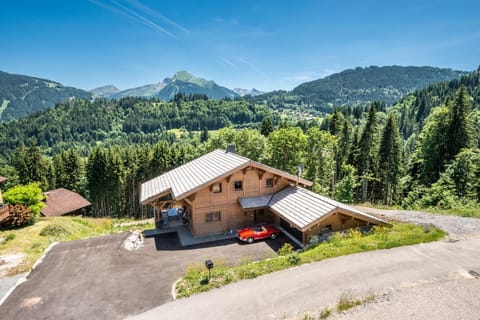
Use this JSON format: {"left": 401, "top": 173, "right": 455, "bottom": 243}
{"left": 140, "top": 149, "right": 312, "bottom": 204}
{"left": 41, "top": 188, "right": 91, "bottom": 217}
{"left": 268, "top": 186, "right": 389, "bottom": 230}
{"left": 0, "top": 176, "right": 7, "bottom": 184}
{"left": 239, "top": 194, "right": 273, "bottom": 210}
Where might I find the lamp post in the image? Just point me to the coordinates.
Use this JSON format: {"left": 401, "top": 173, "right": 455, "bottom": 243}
{"left": 205, "top": 259, "right": 214, "bottom": 280}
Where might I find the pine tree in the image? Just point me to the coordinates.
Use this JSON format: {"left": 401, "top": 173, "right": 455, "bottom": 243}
{"left": 328, "top": 110, "right": 344, "bottom": 136}
{"left": 200, "top": 127, "right": 209, "bottom": 143}
{"left": 357, "top": 104, "right": 378, "bottom": 202}
{"left": 260, "top": 117, "right": 273, "bottom": 136}
{"left": 63, "top": 149, "right": 83, "bottom": 193}
{"left": 337, "top": 119, "right": 352, "bottom": 179}
{"left": 14, "top": 142, "right": 29, "bottom": 184}
{"left": 16, "top": 139, "right": 46, "bottom": 187}
{"left": 378, "top": 114, "right": 402, "bottom": 205}
{"left": 447, "top": 86, "right": 472, "bottom": 160}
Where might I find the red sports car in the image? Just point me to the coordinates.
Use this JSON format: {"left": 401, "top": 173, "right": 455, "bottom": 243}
{"left": 237, "top": 224, "right": 281, "bottom": 243}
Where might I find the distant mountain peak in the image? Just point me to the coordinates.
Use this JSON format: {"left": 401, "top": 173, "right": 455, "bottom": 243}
{"left": 172, "top": 70, "right": 193, "bottom": 81}
{"left": 233, "top": 88, "right": 264, "bottom": 97}
{"left": 90, "top": 85, "right": 120, "bottom": 97}
{"left": 168, "top": 70, "right": 214, "bottom": 87}
{"left": 93, "top": 70, "right": 238, "bottom": 101}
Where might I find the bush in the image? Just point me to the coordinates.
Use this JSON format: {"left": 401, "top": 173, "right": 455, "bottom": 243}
{"left": 6, "top": 233, "right": 15, "bottom": 241}
{"left": 278, "top": 243, "right": 294, "bottom": 256}
{"left": 39, "top": 224, "right": 70, "bottom": 237}
{"left": 287, "top": 253, "right": 301, "bottom": 265}
{"left": 3, "top": 183, "right": 44, "bottom": 216}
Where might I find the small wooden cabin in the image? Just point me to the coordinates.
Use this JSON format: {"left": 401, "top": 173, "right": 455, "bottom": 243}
{"left": 41, "top": 188, "right": 91, "bottom": 217}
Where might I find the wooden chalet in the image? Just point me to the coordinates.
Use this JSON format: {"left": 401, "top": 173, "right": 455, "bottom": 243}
{"left": 140, "top": 148, "right": 389, "bottom": 245}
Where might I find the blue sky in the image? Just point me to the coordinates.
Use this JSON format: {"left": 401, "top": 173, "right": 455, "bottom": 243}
{"left": 1, "top": 0, "right": 479, "bottom": 91}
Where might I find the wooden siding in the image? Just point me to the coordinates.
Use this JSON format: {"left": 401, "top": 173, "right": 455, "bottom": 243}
{"left": 302, "top": 211, "right": 369, "bottom": 244}
{"left": 191, "top": 166, "right": 292, "bottom": 236}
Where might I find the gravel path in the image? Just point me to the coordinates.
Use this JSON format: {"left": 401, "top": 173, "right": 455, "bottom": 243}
{"left": 330, "top": 278, "right": 480, "bottom": 320}
{"left": 354, "top": 206, "right": 480, "bottom": 240}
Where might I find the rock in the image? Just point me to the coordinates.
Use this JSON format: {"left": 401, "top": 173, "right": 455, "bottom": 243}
{"left": 122, "top": 230, "right": 144, "bottom": 251}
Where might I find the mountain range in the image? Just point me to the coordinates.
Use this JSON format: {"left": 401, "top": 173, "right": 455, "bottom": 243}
{"left": 91, "top": 71, "right": 240, "bottom": 100}
{"left": 291, "top": 65, "right": 467, "bottom": 106}
{"left": 0, "top": 66, "right": 469, "bottom": 121}
{"left": 0, "top": 71, "right": 92, "bottom": 121}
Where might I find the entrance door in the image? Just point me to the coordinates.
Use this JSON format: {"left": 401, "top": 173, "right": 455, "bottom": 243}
{"left": 254, "top": 209, "right": 266, "bottom": 223}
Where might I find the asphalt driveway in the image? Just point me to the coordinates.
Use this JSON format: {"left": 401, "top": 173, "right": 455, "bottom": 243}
{"left": 0, "top": 232, "right": 288, "bottom": 320}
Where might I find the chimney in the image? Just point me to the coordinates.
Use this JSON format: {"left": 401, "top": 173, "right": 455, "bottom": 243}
{"left": 226, "top": 144, "right": 236, "bottom": 153}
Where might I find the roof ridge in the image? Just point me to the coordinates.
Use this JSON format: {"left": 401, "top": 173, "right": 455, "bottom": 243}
{"left": 296, "top": 186, "right": 342, "bottom": 208}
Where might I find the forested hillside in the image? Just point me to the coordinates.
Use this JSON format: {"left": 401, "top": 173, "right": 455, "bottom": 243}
{"left": 0, "top": 71, "right": 92, "bottom": 121}
{"left": 1, "top": 70, "right": 478, "bottom": 219}
{"left": 250, "top": 66, "right": 467, "bottom": 114}
{"left": 392, "top": 67, "right": 480, "bottom": 137}
{"left": 0, "top": 95, "right": 275, "bottom": 160}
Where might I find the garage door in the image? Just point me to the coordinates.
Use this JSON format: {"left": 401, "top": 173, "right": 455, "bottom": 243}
{"left": 280, "top": 218, "right": 303, "bottom": 242}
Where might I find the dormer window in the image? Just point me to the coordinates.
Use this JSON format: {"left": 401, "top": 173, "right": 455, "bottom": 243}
{"left": 212, "top": 183, "right": 222, "bottom": 193}
{"left": 234, "top": 181, "right": 243, "bottom": 191}
{"left": 266, "top": 178, "right": 274, "bottom": 188}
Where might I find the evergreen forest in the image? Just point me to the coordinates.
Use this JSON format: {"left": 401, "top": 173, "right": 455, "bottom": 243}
{"left": 1, "top": 70, "right": 479, "bottom": 219}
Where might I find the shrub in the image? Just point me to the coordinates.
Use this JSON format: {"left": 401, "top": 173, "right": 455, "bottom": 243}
{"left": 278, "top": 243, "right": 294, "bottom": 256}
{"left": 3, "top": 183, "right": 45, "bottom": 217}
{"left": 287, "top": 253, "right": 301, "bottom": 265}
{"left": 337, "top": 291, "right": 361, "bottom": 311}
{"left": 39, "top": 224, "right": 70, "bottom": 237}
{"left": 319, "top": 307, "right": 332, "bottom": 319}
{"left": 6, "top": 233, "right": 16, "bottom": 241}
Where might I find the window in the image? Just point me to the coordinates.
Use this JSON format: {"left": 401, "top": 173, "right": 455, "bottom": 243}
{"left": 266, "top": 178, "right": 274, "bottom": 188}
{"left": 234, "top": 181, "right": 243, "bottom": 191}
{"left": 206, "top": 211, "right": 221, "bottom": 222}
{"left": 212, "top": 183, "right": 222, "bottom": 193}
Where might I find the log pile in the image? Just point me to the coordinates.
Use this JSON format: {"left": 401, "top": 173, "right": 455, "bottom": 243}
{"left": 0, "top": 205, "right": 33, "bottom": 229}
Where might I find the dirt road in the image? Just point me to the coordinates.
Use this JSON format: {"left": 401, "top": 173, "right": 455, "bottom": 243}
{"left": 354, "top": 206, "right": 480, "bottom": 240}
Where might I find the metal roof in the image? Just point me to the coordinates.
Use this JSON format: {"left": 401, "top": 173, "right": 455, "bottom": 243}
{"left": 239, "top": 194, "right": 273, "bottom": 210}
{"left": 141, "top": 149, "right": 313, "bottom": 204}
{"left": 141, "top": 149, "right": 250, "bottom": 204}
{"left": 269, "top": 186, "right": 388, "bottom": 230}
{"left": 41, "top": 188, "right": 91, "bottom": 217}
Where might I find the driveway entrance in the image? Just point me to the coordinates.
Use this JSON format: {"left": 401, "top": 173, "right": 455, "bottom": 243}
{"left": 0, "top": 232, "right": 288, "bottom": 320}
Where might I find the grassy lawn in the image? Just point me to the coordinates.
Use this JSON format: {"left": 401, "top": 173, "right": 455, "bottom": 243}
{"left": 0, "top": 216, "right": 154, "bottom": 275}
{"left": 175, "top": 223, "right": 445, "bottom": 298}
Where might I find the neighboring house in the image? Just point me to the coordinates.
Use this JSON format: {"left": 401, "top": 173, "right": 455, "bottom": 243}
{"left": 140, "top": 148, "right": 389, "bottom": 246}
{"left": 0, "top": 176, "right": 7, "bottom": 204}
{"left": 0, "top": 176, "right": 8, "bottom": 219}
{"left": 41, "top": 188, "right": 91, "bottom": 217}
